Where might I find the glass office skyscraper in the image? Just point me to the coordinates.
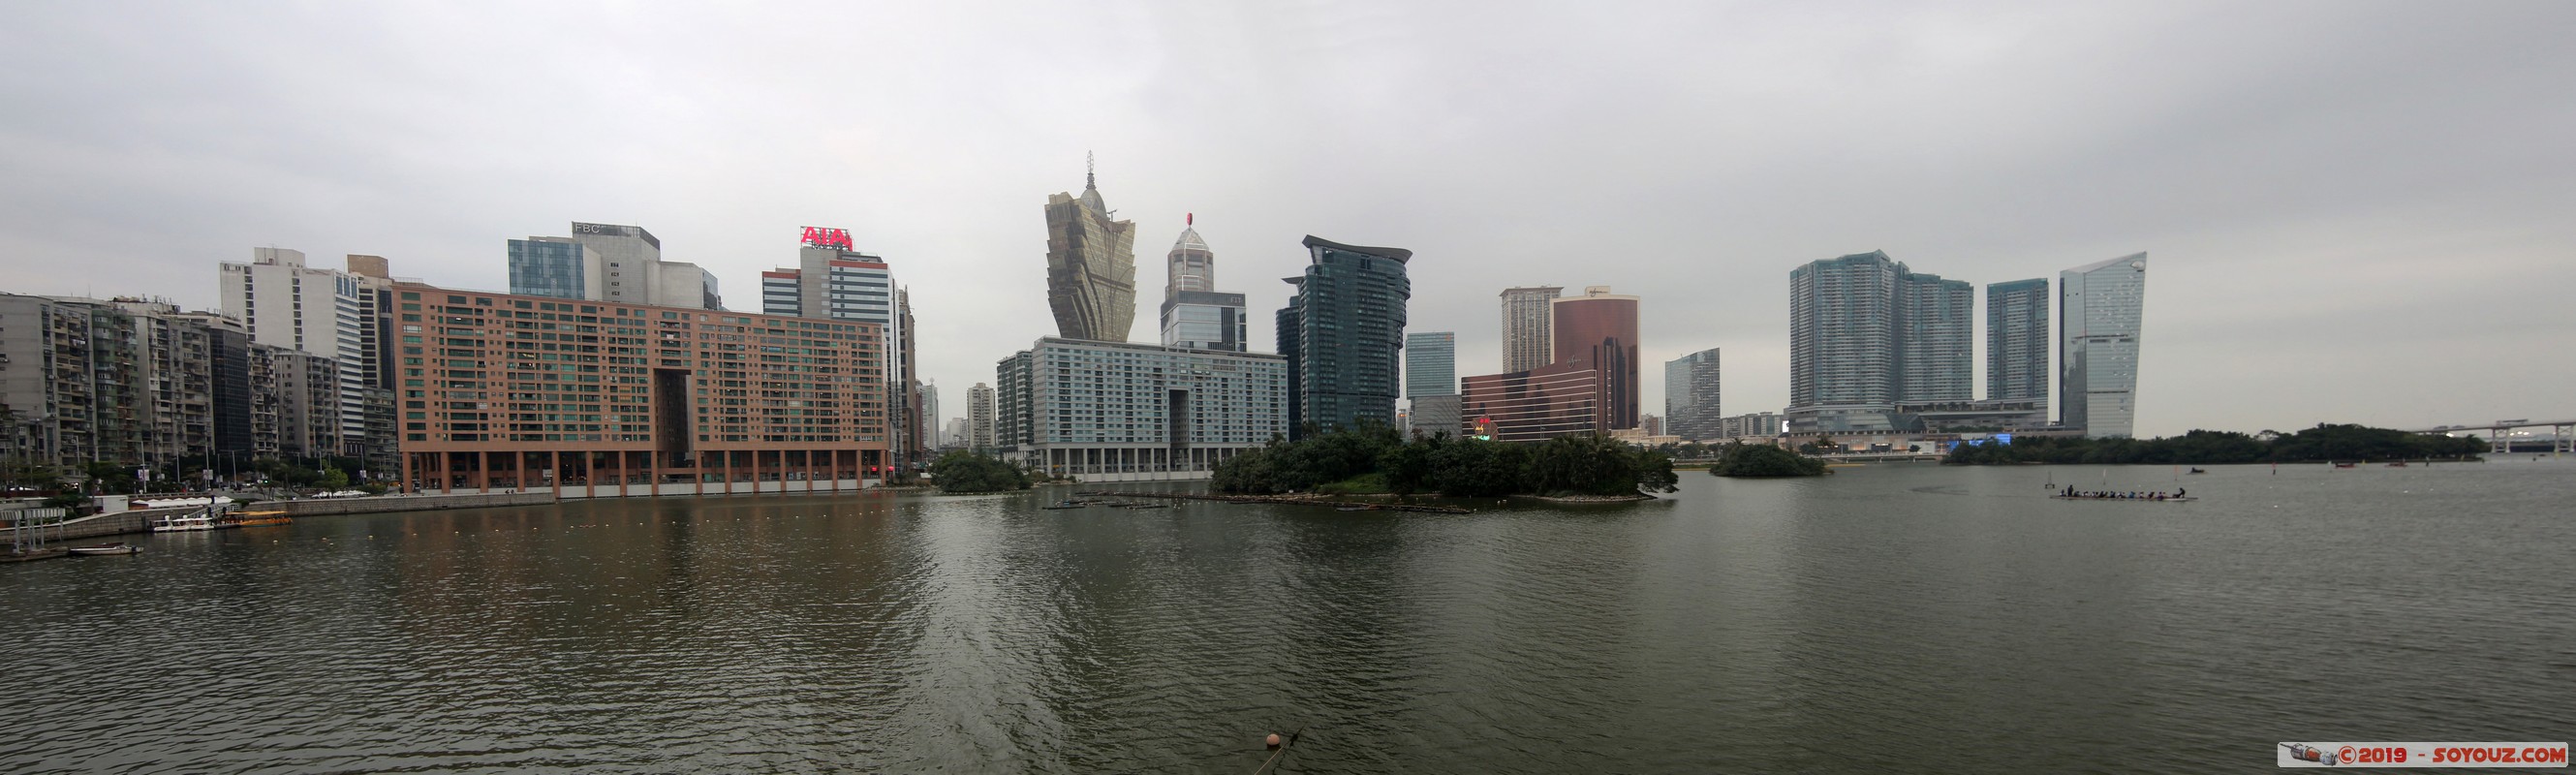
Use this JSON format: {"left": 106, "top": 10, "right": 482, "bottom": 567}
{"left": 1404, "top": 331, "right": 1458, "bottom": 441}
{"left": 1895, "top": 272, "right": 1973, "bottom": 402}
{"left": 2061, "top": 254, "right": 2148, "bottom": 438}
{"left": 1986, "top": 278, "right": 2049, "bottom": 403}
{"left": 1664, "top": 348, "right": 1721, "bottom": 441}
{"left": 1404, "top": 331, "right": 1455, "bottom": 398}
{"left": 1278, "top": 235, "right": 1411, "bottom": 436}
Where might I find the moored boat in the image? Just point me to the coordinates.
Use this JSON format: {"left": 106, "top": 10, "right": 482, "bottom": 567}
{"left": 227, "top": 511, "right": 293, "bottom": 527}
{"left": 68, "top": 542, "right": 141, "bottom": 556}
{"left": 2050, "top": 494, "right": 2197, "bottom": 502}
{"left": 150, "top": 512, "right": 222, "bottom": 532}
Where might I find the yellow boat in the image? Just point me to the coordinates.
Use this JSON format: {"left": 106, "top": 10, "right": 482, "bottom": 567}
{"left": 228, "top": 511, "right": 293, "bottom": 527}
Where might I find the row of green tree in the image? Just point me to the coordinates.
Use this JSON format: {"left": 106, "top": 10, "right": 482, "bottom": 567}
{"left": 1211, "top": 423, "right": 1679, "bottom": 497}
{"left": 2, "top": 455, "right": 373, "bottom": 495}
{"left": 1942, "top": 424, "right": 2487, "bottom": 465}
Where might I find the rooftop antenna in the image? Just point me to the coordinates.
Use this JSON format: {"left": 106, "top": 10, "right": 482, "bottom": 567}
{"left": 1085, "top": 151, "right": 1096, "bottom": 189}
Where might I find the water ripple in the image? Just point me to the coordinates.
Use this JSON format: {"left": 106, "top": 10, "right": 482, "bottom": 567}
{"left": 5, "top": 463, "right": 2573, "bottom": 772}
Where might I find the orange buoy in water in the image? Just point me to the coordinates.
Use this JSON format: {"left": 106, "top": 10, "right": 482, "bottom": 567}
{"left": 1265, "top": 733, "right": 1282, "bottom": 750}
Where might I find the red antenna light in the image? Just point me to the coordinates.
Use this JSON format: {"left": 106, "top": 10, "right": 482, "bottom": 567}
{"left": 1187, "top": 212, "right": 1194, "bottom": 226}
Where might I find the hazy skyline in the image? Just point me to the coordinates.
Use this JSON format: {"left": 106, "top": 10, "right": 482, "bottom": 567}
{"left": 5, "top": 1, "right": 2571, "bottom": 437}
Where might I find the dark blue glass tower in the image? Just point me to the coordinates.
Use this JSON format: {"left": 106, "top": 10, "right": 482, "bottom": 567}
{"left": 1277, "top": 235, "right": 1411, "bottom": 438}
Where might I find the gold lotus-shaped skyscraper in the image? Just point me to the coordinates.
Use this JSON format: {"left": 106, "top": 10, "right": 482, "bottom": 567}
{"left": 1044, "top": 167, "right": 1137, "bottom": 342}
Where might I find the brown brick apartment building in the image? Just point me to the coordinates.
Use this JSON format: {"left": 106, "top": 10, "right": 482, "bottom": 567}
{"left": 394, "top": 284, "right": 892, "bottom": 497}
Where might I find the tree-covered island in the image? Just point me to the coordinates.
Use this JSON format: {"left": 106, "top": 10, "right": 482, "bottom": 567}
{"left": 1212, "top": 423, "right": 1679, "bottom": 498}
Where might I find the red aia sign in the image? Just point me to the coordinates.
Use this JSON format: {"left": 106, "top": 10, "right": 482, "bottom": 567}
{"left": 800, "top": 227, "right": 853, "bottom": 250}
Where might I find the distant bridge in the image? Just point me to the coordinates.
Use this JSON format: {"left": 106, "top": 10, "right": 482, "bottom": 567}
{"left": 2409, "top": 418, "right": 2575, "bottom": 454}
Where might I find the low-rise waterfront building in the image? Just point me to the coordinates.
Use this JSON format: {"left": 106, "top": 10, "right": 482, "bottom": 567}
{"left": 1460, "top": 363, "right": 1602, "bottom": 443}
{"left": 994, "top": 337, "right": 1286, "bottom": 480}
{"left": 1718, "top": 411, "right": 1785, "bottom": 440}
{"left": 1892, "top": 398, "right": 2050, "bottom": 433}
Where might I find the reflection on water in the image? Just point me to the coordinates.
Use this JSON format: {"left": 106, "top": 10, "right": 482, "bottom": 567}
{"left": 4, "top": 461, "right": 2572, "bottom": 772}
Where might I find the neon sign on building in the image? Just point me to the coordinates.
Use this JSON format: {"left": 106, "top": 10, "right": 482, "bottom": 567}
{"left": 800, "top": 227, "right": 853, "bottom": 250}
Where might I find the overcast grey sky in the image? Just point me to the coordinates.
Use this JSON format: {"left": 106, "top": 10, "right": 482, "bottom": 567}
{"left": 5, "top": 1, "right": 2571, "bottom": 436}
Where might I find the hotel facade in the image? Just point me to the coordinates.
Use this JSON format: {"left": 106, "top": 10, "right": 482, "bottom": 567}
{"left": 395, "top": 284, "right": 892, "bottom": 497}
{"left": 994, "top": 337, "right": 1286, "bottom": 480}
{"left": 1460, "top": 362, "right": 1603, "bottom": 443}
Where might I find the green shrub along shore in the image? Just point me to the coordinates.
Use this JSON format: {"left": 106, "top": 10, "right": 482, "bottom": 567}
{"left": 1942, "top": 423, "right": 2486, "bottom": 465}
{"left": 929, "top": 450, "right": 1033, "bottom": 493}
{"left": 1212, "top": 422, "right": 1680, "bottom": 498}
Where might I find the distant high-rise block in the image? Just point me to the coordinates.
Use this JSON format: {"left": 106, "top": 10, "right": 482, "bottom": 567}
{"left": 1895, "top": 272, "right": 1973, "bottom": 402}
{"left": 218, "top": 248, "right": 392, "bottom": 465}
{"left": 1664, "top": 348, "right": 1721, "bottom": 441}
{"left": 1278, "top": 235, "right": 1411, "bottom": 436}
{"left": 967, "top": 382, "right": 997, "bottom": 451}
{"left": 1786, "top": 250, "right": 1972, "bottom": 433}
{"left": 1405, "top": 331, "right": 1456, "bottom": 399}
{"left": 1499, "top": 286, "right": 1562, "bottom": 373}
{"left": 760, "top": 269, "right": 802, "bottom": 317}
{"left": 517, "top": 223, "right": 723, "bottom": 310}
{"left": 1552, "top": 286, "right": 1640, "bottom": 429}
{"left": 1045, "top": 166, "right": 1137, "bottom": 342}
{"left": 1159, "top": 218, "right": 1247, "bottom": 352}
{"left": 1986, "top": 278, "right": 2049, "bottom": 404}
{"left": 1407, "top": 394, "right": 1462, "bottom": 440}
{"left": 509, "top": 237, "right": 586, "bottom": 299}
{"left": 2062, "top": 254, "right": 2148, "bottom": 438}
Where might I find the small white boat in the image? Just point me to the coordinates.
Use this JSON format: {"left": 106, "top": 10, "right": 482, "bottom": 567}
{"left": 151, "top": 512, "right": 221, "bottom": 532}
{"left": 130, "top": 496, "right": 236, "bottom": 510}
{"left": 69, "top": 542, "right": 141, "bottom": 556}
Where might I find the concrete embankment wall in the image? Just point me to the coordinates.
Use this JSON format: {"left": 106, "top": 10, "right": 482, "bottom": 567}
{"left": 269, "top": 492, "right": 554, "bottom": 516}
{"left": 30, "top": 507, "right": 205, "bottom": 542}
{"left": 13, "top": 494, "right": 558, "bottom": 545}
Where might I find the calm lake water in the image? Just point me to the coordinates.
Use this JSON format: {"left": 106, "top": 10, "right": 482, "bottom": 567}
{"left": 5, "top": 459, "right": 2571, "bottom": 772}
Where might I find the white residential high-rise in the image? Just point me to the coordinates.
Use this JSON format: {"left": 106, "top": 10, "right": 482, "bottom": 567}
{"left": 218, "top": 248, "right": 388, "bottom": 460}
{"left": 967, "top": 382, "right": 997, "bottom": 451}
{"left": 2061, "top": 253, "right": 2148, "bottom": 438}
{"left": 918, "top": 380, "right": 940, "bottom": 447}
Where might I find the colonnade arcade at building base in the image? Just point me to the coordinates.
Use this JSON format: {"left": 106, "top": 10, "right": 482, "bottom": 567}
{"left": 407, "top": 449, "right": 891, "bottom": 498}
